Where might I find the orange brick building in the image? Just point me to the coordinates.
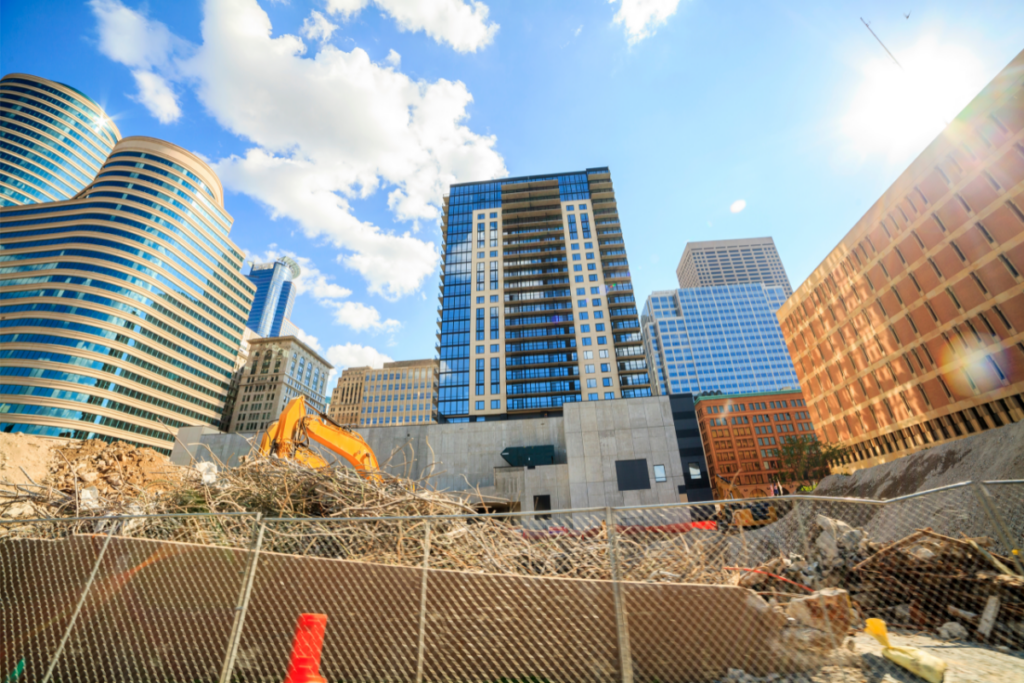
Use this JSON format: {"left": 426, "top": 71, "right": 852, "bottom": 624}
{"left": 694, "top": 390, "right": 816, "bottom": 499}
{"left": 776, "top": 49, "right": 1024, "bottom": 473}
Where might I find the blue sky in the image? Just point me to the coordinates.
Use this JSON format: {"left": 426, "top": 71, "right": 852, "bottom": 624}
{"left": 3, "top": 0, "right": 1023, "bottom": 381}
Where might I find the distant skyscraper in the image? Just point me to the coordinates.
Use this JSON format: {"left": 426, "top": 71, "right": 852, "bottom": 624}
{"left": 437, "top": 167, "right": 649, "bottom": 422}
{"left": 642, "top": 284, "right": 801, "bottom": 397}
{"left": 246, "top": 257, "right": 300, "bottom": 337}
{"left": 0, "top": 73, "right": 120, "bottom": 206}
{"left": 676, "top": 237, "right": 792, "bottom": 296}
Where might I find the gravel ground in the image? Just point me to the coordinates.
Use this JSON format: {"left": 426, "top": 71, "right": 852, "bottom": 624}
{"left": 715, "top": 629, "right": 1023, "bottom": 683}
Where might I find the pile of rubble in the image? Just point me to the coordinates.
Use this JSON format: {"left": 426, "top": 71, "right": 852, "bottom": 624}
{"left": 739, "top": 514, "right": 1024, "bottom": 651}
{"left": 1, "top": 439, "right": 180, "bottom": 518}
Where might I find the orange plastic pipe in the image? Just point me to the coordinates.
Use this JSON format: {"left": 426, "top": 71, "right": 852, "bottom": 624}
{"left": 283, "top": 613, "right": 328, "bottom": 683}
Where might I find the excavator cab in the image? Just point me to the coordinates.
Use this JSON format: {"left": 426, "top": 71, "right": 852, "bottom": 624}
{"left": 259, "top": 396, "right": 382, "bottom": 481}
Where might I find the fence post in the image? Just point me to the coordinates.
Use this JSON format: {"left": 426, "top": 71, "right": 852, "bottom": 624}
{"left": 41, "top": 517, "right": 117, "bottom": 683}
{"left": 414, "top": 522, "right": 432, "bottom": 683}
{"left": 606, "top": 506, "right": 633, "bottom": 683}
{"left": 219, "top": 516, "right": 266, "bottom": 683}
{"left": 971, "top": 482, "right": 1024, "bottom": 577}
{"left": 792, "top": 500, "right": 844, "bottom": 657}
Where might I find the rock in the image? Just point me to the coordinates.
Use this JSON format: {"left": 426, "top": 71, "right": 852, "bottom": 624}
{"left": 780, "top": 625, "right": 835, "bottom": 651}
{"left": 785, "top": 588, "right": 852, "bottom": 641}
{"left": 894, "top": 603, "right": 911, "bottom": 623}
{"left": 815, "top": 515, "right": 863, "bottom": 567}
{"left": 2, "top": 501, "right": 45, "bottom": 519}
{"left": 195, "top": 461, "right": 218, "bottom": 486}
{"left": 78, "top": 471, "right": 99, "bottom": 483}
{"left": 939, "top": 621, "right": 968, "bottom": 640}
{"left": 80, "top": 486, "right": 100, "bottom": 510}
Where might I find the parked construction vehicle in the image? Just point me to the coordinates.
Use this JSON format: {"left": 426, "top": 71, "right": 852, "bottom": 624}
{"left": 714, "top": 474, "right": 780, "bottom": 530}
{"left": 259, "top": 395, "right": 381, "bottom": 479}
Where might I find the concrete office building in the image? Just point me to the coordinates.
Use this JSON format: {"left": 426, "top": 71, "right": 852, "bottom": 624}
{"left": 227, "top": 336, "right": 331, "bottom": 434}
{"left": 0, "top": 73, "right": 120, "bottom": 206}
{"left": 437, "top": 168, "right": 649, "bottom": 422}
{"left": 175, "top": 396, "right": 690, "bottom": 514}
{"left": 641, "top": 285, "right": 801, "bottom": 397}
{"left": 777, "top": 48, "right": 1024, "bottom": 473}
{"left": 218, "top": 328, "right": 262, "bottom": 432}
{"left": 246, "top": 257, "right": 300, "bottom": 338}
{"left": 359, "top": 359, "right": 438, "bottom": 427}
{"left": 694, "top": 390, "right": 815, "bottom": 498}
{"left": 0, "top": 77, "right": 255, "bottom": 454}
{"left": 676, "top": 237, "right": 792, "bottom": 296}
{"left": 328, "top": 365, "right": 369, "bottom": 426}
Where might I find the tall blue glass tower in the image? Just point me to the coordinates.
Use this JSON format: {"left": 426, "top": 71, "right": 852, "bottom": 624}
{"left": 641, "top": 284, "right": 801, "bottom": 397}
{"left": 246, "top": 257, "right": 299, "bottom": 337}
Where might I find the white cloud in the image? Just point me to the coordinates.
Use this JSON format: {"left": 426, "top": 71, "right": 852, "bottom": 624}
{"left": 92, "top": 0, "right": 506, "bottom": 299}
{"left": 254, "top": 247, "right": 400, "bottom": 333}
{"left": 326, "top": 0, "right": 498, "bottom": 53}
{"left": 188, "top": 0, "right": 506, "bottom": 299}
{"left": 385, "top": 49, "right": 401, "bottom": 68}
{"left": 574, "top": 25, "right": 583, "bottom": 37}
{"left": 131, "top": 71, "right": 182, "bottom": 123}
{"left": 730, "top": 199, "right": 746, "bottom": 213}
{"left": 610, "top": 0, "right": 682, "bottom": 46}
{"left": 300, "top": 10, "right": 338, "bottom": 43}
{"left": 326, "top": 342, "right": 392, "bottom": 370}
{"left": 89, "top": 0, "right": 187, "bottom": 123}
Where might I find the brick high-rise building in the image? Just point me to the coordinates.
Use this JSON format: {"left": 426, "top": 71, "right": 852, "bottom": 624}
{"left": 437, "top": 168, "right": 649, "bottom": 422}
{"left": 777, "top": 48, "right": 1024, "bottom": 473}
{"left": 328, "top": 366, "right": 369, "bottom": 426}
{"left": 694, "top": 390, "right": 815, "bottom": 498}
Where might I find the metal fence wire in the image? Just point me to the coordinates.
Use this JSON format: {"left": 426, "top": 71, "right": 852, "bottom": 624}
{"left": 1, "top": 481, "right": 1021, "bottom": 683}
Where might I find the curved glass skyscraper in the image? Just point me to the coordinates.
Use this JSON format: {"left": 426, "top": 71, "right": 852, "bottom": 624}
{"left": 1, "top": 80, "right": 254, "bottom": 454}
{"left": 1, "top": 73, "right": 120, "bottom": 206}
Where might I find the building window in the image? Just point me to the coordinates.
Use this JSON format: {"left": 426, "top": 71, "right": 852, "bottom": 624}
{"left": 491, "top": 400, "right": 500, "bottom": 409}
{"left": 653, "top": 465, "right": 667, "bottom": 483}
{"left": 615, "top": 459, "right": 651, "bottom": 491}
{"left": 475, "top": 401, "right": 484, "bottom": 410}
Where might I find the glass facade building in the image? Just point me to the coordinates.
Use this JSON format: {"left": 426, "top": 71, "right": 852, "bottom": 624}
{"left": 642, "top": 284, "right": 801, "bottom": 397}
{"left": 437, "top": 168, "right": 649, "bottom": 422}
{"left": 0, "top": 77, "right": 254, "bottom": 453}
{"left": 1, "top": 73, "right": 120, "bottom": 206}
{"left": 246, "top": 257, "right": 299, "bottom": 337}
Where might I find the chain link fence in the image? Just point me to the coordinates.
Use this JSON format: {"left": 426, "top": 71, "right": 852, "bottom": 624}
{"left": 2, "top": 481, "right": 1021, "bottom": 682}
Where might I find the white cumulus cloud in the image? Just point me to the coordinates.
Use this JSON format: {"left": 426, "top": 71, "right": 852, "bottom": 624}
{"left": 300, "top": 10, "right": 338, "bottom": 43}
{"left": 89, "top": 0, "right": 187, "bottom": 123}
{"left": 730, "top": 199, "right": 746, "bottom": 213}
{"left": 610, "top": 0, "right": 682, "bottom": 46}
{"left": 325, "top": 0, "right": 498, "bottom": 53}
{"left": 324, "top": 342, "right": 393, "bottom": 383}
{"left": 90, "top": 0, "right": 507, "bottom": 301}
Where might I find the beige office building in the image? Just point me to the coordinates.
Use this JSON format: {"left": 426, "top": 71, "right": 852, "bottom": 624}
{"left": 0, "top": 75, "right": 254, "bottom": 454}
{"left": 676, "top": 237, "right": 793, "bottom": 296}
{"left": 359, "top": 359, "right": 438, "bottom": 427}
{"left": 227, "top": 336, "right": 332, "bottom": 434}
{"left": 328, "top": 366, "right": 370, "bottom": 426}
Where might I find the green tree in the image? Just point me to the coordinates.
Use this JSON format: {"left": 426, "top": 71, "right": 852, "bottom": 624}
{"left": 777, "top": 434, "right": 849, "bottom": 488}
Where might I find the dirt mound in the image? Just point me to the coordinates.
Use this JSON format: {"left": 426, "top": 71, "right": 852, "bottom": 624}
{"left": 815, "top": 420, "right": 1024, "bottom": 500}
{"left": 46, "top": 439, "right": 180, "bottom": 498}
{"left": 0, "top": 432, "right": 63, "bottom": 488}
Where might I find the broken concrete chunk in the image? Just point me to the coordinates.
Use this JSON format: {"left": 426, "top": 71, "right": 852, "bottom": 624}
{"left": 785, "top": 588, "right": 852, "bottom": 640}
{"left": 939, "top": 621, "right": 968, "bottom": 640}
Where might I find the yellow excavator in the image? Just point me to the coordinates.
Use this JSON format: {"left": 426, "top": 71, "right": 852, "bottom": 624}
{"left": 258, "top": 395, "right": 381, "bottom": 481}
{"left": 714, "top": 473, "right": 779, "bottom": 530}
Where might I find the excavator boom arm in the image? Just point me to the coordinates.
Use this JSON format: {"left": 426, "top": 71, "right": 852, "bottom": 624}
{"left": 258, "top": 396, "right": 381, "bottom": 480}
